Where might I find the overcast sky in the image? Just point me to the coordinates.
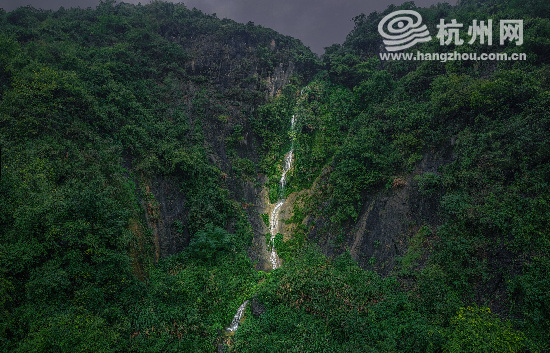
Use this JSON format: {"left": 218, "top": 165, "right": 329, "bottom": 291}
{"left": 1, "top": 0, "right": 457, "bottom": 53}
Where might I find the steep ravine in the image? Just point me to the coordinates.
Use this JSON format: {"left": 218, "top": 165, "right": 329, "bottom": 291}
{"left": 140, "top": 66, "right": 297, "bottom": 261}
{"left": 225, "top": 113, "right": 297, "bottom": 333}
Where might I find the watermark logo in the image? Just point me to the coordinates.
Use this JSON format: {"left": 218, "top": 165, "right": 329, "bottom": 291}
{"left": 378, "top": 10, "right": 432, "bottom": 52}
{"left": 500, "top": 20, "right": 523, "bottom": 45}
{"left": 378, "top": 11, "right": 526, "bottom": 61}
{"left": 435, "top": 19, "right": 524, "bottom": 46}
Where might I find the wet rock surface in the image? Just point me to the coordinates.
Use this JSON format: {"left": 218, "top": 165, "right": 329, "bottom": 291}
{"left": 305, "top": 145, "right": 455, "bottom": 275}
{"left": 251, "top": 298, "right": 266, "bottom": 318}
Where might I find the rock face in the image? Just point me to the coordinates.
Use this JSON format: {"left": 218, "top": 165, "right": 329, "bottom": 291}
{"left": 266, "top": 62, "right": 296, "bottom": 98}
{"left": 251, "top": 298, "right": 266, "bottom": 318}
{"left": 134, "top": 16, "right": 310, "bottom": 260}
{"left": 244, "top": 180, "right": 272, "bottom": 272}
{"left": 186, "top": 35, "right": 296, "bottom": 92}
{"left": 148, "top": 177, "right": 190, "bottom": 259}
{"left": 335, "top": 146, "right": 454, "bottom": 274}
{"left": 342, "top": 161, "right": 433, "bottom": 273}
{"left": 274, "top": 143, "right": 455, "bottom": 275}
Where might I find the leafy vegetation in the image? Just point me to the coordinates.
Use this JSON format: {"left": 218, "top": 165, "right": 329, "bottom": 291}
{"left": 1, "top": 0, "right": 549, "bottom": 351}
{"left": 246, "top": 0, "right": 549, "bottom": 351}
{"left": 0, "top": 1, "right": 314, "bottom": 351}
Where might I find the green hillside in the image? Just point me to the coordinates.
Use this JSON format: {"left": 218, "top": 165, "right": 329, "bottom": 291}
{"left": 1, "top": 0, "right": 549, "bottom": 352}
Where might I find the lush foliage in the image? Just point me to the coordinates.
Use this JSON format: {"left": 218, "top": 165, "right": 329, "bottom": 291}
{"left": 249, "top": 0, "right": 550, "bottom": 351}
{"left": 1, "top": 0, "right": 549, "bottom": 351}
{"left": 0, "top": 1, "right": 314, "bottom": 351}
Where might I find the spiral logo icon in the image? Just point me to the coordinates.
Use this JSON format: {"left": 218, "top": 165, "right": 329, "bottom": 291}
{"left": 378, "top": 10, "right": 432, "bottom": 52}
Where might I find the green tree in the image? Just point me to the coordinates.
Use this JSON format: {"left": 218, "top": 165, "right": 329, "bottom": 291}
{"left": 444, "top": 306, "right": 525, "bottom": 353}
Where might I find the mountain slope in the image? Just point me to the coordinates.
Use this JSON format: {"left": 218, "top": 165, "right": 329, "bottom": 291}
{"left": 1, "top": 0, "right": 549, "bottom": 352}
{"left": 0, "top": 1, "right": 319, "bottom": 351}
{"left": 245, "top": 0, "right": 550, "bottom": 351}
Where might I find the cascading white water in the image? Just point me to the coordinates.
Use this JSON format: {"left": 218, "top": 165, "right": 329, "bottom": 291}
{"left": 226, "top": 113, "right": 297, "bottom": 332}
{"left": 269, "top": 200, "right": 284, "bottom": 269}
{"left": 269, "top": 114, "right": 296, "bottom": 269}
{"left": 280, "top": 115, "right": 296, "bottom": 190}
{"left": 226, "top": 300, "right": 249, "bottom": 332}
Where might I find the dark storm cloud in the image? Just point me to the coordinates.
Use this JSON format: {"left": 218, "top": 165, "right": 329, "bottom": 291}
{"left": 1, "top": 0, "right": 458, "bottom": 54}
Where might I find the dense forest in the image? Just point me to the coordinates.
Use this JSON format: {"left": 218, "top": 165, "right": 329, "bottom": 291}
{"left": 0, "top": 0, "right": 549, "bottom": 351}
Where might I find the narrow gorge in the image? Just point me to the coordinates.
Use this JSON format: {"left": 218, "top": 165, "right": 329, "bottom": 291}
{"left": 226, "top": 112, "right": 297, "bottom": 333}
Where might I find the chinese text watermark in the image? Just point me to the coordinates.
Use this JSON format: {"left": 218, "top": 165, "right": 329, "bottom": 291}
{"left": 378, "top": 10, "right": 526, "bottom": 61}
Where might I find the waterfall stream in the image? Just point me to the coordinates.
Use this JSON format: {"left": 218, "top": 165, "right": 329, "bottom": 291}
{"left": 226, "top": 300, "right": 249, "bottom": 332}
{"left": 269, "top": 114, "right": 296, "bottom": 269}
{"left": 226, "top": 113, "right": 297, "bottom": 332}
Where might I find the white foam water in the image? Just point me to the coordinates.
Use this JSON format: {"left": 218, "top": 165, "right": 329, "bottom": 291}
{"left": 270, "top": 114, "right": 297, "bottom": 269}
{"left": 226, "top": 300, "right": 249, "bottom": 332}
{"left": 225, "top": 113, "right": 297, "bottom": 332}
{"left": 269, "top": 200, "right": 284, "bottom": 269}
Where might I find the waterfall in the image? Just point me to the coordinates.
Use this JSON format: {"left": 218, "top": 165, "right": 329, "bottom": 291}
{"left": 269, "top": 200, "right": 284, "bottom": 269}
{"left": 226, "top": 300, "right": 249, "bottom": 332}
{"left": 269, "top": 114, "right": 296, "bottom": 269}
{"left": 225, "top": 113, "right": 297, "bottom": 332}
{"left": 279, "top": 115, "right": 296, "bottom": 194}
